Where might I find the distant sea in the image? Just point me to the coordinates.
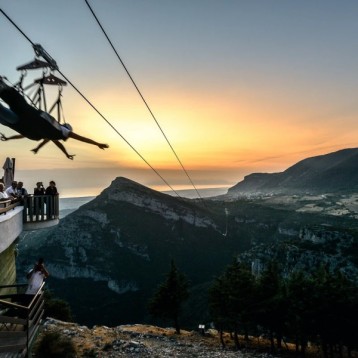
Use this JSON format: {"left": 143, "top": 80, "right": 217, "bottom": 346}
{"left": 59, "top": 187, "right": 229, "bottom": 218}
{"left": 59, "top": 196, "right": 95, "bottom": 218}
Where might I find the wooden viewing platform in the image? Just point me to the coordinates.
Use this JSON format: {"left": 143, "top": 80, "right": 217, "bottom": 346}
{"left": 0, "top": 283, "right": 45, "bottom": 357}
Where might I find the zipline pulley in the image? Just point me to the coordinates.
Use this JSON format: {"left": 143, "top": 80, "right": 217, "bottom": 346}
{"left": 33, "top": 44, "right": 58, "bottom": 71}
{"left": 14, "top": 44, "right": 67, "bottom": 123}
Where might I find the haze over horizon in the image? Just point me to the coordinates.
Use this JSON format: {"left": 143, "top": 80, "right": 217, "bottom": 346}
{"left": 1, "top": 1, "right": 358, "bottom": 197}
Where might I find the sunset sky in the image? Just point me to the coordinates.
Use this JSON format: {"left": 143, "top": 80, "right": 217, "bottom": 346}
{"left": 1, "top": 1, "right": 358, "bottom": 197}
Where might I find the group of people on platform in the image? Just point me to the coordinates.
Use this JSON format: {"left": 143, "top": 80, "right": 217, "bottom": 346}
{"left": 0, "top": 179, "right": 58, "bottom": 202}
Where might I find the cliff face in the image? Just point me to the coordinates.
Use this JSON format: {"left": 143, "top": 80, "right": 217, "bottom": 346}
{"left": 239, "top": 226, "right": 358, "bottom": 281}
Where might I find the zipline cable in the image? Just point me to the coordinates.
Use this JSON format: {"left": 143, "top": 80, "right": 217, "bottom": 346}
{"left": 84, "top": 0, "right": 204, "bottom": 202}
{"left": 56, "top": 70, "right": 181, "bottom": 198}
{"left": 0, "top": 7, "right": 183, "bottom": 198}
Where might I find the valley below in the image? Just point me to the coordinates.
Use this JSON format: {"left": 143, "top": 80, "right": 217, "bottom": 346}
{"left": 16, "top": 149, "right": 358, "bottom": 333}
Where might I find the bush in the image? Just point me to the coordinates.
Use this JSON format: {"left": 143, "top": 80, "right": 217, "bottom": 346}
{"left": 34, "top": 331, "right": 76, "bottom": 358}
{"left": 45, "top": 298, "right": 73, "bottom": 322}
{"left": 44, "top": 290, "right": 73, "bottom": 321}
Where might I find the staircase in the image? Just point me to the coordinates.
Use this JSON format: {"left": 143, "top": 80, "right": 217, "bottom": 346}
{"left": 0, "top": 284, "right": 45, "bottom": 357}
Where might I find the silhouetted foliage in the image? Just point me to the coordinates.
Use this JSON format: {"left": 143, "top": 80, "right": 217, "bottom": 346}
{"left": 255, "top": 261, "right": 287, "bottom": 353}
{"left": 209, "top": 260, "right": 255, "bottom": 349}
{"left": 44, "top": 290, "right": 73, "bottom": 322}
{"left": 208, "top": 260, "right": 358, "bottom": 356}
{"left": 286, "top": 270, "right": 317, "bottom": 354}
{"left": 34, "top": 331, "right": 76, "bottom": 358}
{"left": 148, "top": 260, "right": 189, "bottom": 334}
{"left": 310, "top": 267, "right": 358, "bottom": 358}
{"left": 209, "top": 275, "right": 231, "bottom": 348}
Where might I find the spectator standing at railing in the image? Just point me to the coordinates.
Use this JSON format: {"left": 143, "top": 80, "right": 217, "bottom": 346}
{"left": 45, "top": 180, "right": 58, "bottom": 218}
{"left": 26, "top": 258, "right": 49, "bottom": 295}
{"left": 15, "top": 181, "right": 29, "bottom": 204}
{"left": 5, "top": 180, "right": 18, "bottom": 198}
{"left": 34, "top": 181, "right": 45, "bottom": 195}
{"left": 45, "top": 180, "right": 58, "bottom": 195}
{"left": 33, "top": 182, "right": 46, "bottom": 216}
{"left": 16, "top": 181, "right": 28, "bottom": 197}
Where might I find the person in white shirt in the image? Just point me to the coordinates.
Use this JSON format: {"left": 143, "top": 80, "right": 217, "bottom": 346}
{"left": 5, "top": 180, "right": 18, "bottom": 198}
{"left": 0, "top": 183, "right": 9, "bottom": 201}
{"left": 5, "top": 181, "right": 21, "bottom": 203}
{"left": 26, "top": 258, "right": 49, "bottom": 295}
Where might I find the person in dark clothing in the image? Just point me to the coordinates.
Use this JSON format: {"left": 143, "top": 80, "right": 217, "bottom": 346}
{"left": 45, "top": 181, "right": 58, "bottom": 196}
{"left": 0, "top": 78, "right": 109, "bottom": 159}
{"left": 44, "top": 181, "right": 58, "bottom": 217}
{"left": 34, "top": 182, "right": 45, "bottom": 195}
{"left": 33, "top": 182, "right": 46, "bottom": 216}
{"left": 16, "top": 181, "right": 28, "bottom": 197}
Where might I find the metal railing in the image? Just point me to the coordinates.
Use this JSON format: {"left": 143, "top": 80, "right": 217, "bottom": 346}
{"left": 22, "top": 195, "right": 59, "bottom": 223}
{"left": 0, "top": 283, "right": 45, "bottom": 357}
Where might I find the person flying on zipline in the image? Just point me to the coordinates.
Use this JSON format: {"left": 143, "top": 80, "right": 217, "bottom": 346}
{"left": 0, "top": 78, "right": 109, "bottom": 159}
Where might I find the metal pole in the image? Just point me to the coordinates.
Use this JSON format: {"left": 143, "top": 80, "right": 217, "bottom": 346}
{"left": 11, "top": 158, "right": 15, "bottom": 178}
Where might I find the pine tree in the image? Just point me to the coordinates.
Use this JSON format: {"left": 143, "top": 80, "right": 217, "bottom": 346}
{"left": 255, "top": 261, "right": 286, "bottom": 353}
{"left": 209, "top": 260, "right": 255, "bottom": 350}
{"left": 312, "top": 267, "right": 358, "bottom": 357}
{"left": 148, "top": 260, "right": 189, "bottom": 334}
{"left": 208, "top": 275, "right": 231, "bottom": 348}
{"left": 286, "top": 271, "right": 316, "bottom": 355}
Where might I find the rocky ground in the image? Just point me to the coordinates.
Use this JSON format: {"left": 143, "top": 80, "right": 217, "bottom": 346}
{"left": 37, "top": 318, "right": 282, "bottom": 358}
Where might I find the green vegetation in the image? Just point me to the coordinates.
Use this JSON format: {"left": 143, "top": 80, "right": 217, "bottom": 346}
{"left": 209, "top": 261, "right": 256, "bottom": 349}
{"left": 34, "top": 331, "right": 76, "bottom": 358}
{"left": 148, "top": 260, "right": 189, "bottom": 334}
{"left": 44, "top": 290, "right": 73, "bottom": 322}
{"left": 208, "top": 260, "right": 358, "bottom": 356}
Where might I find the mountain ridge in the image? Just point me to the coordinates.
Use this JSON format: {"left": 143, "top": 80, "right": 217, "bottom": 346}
{"left": 228, "top": 147, "right": 358, "bottom": 195}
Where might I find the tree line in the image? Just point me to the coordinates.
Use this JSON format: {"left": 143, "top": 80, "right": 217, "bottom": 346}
{"left": 209, "top": 260, "right": 358, "bottom": 356}
{"left": 149, "top": 260, "right": 358, "bottom": 357}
